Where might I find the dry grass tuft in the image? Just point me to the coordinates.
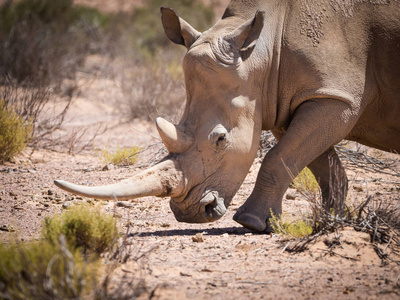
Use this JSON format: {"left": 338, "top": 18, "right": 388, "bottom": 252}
{"left": 97, "top": 145, "right": 142, "bottom": 166}
{"left": 43, "top": 203, "right": 118, "bottom": 256}
{"left": 0, "top": 100, "right": 32, "bottom": 162}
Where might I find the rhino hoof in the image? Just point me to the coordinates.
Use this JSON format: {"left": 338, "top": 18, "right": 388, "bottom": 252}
{"left": 233, "top": 212, "right": 267, "bottom": 232}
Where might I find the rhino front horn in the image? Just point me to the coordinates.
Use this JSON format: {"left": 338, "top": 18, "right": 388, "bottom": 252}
{"left": 54, "top": 159, "right": 184, "bottom": 200}
{"left": 156, "top": 117, "right": 193, "bottom": 153}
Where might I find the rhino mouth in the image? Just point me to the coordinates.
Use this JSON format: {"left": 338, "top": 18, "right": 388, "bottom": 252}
{"left": 170, "top": 190, "right": 227, "bottom": 223}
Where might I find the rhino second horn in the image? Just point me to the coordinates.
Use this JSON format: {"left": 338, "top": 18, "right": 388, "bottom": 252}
{"left": 54, "top": 159, "right": 184, "bottom": 200}
{"left": 156, "top": 117, "right": 193, "bottom": 153}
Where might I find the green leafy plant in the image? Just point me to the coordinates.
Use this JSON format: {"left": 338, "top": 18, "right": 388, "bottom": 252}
{"left": 43, "top": 203, "right": 117, "bottom": 256}
{"left": 291, "top": 167, "right": 320, "bottom": 194}
{"left": 0, "top": 100, "right": 32, "bottom": 162}
{"left": 270, "top": 210, "right": 313, "bottom": 238}
{"left": 98, "top": 145, "right": 142, "bottom": 166}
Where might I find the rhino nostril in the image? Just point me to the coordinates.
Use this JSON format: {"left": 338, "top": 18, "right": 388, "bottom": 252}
{"left": 205, "top": 199, "right": 217, "bottom": 218}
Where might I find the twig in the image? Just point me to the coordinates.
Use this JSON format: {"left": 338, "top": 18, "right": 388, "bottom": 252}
{"left": 281, "top": 242, "right": 290, "bottom": 254}
{"left": 317, "top": 248, "right": 358, "bottom": 261}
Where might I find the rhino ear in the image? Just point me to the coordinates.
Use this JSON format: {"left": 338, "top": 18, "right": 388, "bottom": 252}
{"left": 161, "top": 7, "right": 201, "bottom": 49}
{"left": 224, "top": 10, "right": 265, "bottom": 57}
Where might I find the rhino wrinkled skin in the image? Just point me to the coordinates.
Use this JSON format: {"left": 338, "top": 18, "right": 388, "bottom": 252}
{"left": 55, "top": 0, "right": 400, "bottom": 232}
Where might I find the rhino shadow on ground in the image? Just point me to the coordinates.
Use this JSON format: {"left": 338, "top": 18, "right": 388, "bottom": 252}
{"left": 131, "top": 226, "right": 257, "bottom": 237}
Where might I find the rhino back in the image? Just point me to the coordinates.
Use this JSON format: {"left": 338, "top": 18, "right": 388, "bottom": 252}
{"left": 279, "top": 0, "right": 400, "bottom": 151}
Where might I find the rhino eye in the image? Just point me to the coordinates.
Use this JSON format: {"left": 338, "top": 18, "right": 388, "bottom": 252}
{"left": 216, "top": 133, "right": 227, "bottom": 147}
{"left": 217, "top": 134, "right": 226, "bottom": 141}
{"left": 209, "top": 125, "right": 229, "bottom": 150}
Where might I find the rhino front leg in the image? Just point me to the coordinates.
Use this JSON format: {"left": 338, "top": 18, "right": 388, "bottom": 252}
{"left": 307, "top": 147, "right": 348, "bottom": 213}
{"left": 233, "top": 99, "right": 357, "bottom": 232}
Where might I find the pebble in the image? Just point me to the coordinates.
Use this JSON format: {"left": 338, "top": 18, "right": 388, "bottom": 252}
{"left": 192, "top": 233, "right": 204, "bottom": 243}
{"left": 353, "top": 184, "right": 364, "bottom": 192}
{"left": 102, "top": 164, "right": 115, "bottom": 171}
{"left": 116, "top": 201, "right": 133, "bottom": 208}
{"left": 0, "top": 224, "right": 15, "bottom": 232}
{"left": 62, "top": 202, "right": 72, "bottom": 209}
{"left": 286, "top": 193, "right": 297, "bottom": 200}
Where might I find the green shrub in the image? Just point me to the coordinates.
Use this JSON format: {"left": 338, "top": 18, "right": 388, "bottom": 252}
{"left": 0, "top": 100, "right": 32, "bottom": 162}
{"left": 98, "top": 145, "right": 142, "bottom": 166}
{"left": 0, "top": 0, "right": 109, "bottom": 85}
{"left": 43, "top": 203, "right": 117, "bottom": 256}
{"left": 0, "top": 236, "right": 99, "bottom": 299}
{"left": 291, "top": 167, "right": 320, "bottom": 194}
{"left": 270, "top": 211, "right": 313, "bottom": 238}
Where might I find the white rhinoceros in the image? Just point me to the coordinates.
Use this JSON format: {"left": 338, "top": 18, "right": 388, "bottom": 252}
{"left": 55, "top": 0, "right": 400, "bottom": 232}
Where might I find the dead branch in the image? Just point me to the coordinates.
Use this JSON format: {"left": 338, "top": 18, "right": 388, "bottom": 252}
{"left": 336, "top": 144, "right": 400, "bottom": 177}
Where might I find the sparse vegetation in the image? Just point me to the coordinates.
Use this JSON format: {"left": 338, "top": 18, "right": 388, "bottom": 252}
{"left": 43, "top": 203, "right": 117, "bottom": 256}
{"left": 0, "top": 0, "right": 216, "bottom": 154}
{"left": 97, "top": 145, "right": 142, "bottom": 166}
{"left": 291, "top": 167, "right": 320, "bottom": 194}
{"left": 270, "top": 210, "right": 313, "bottom": 238}
{"left": 0, "top": 100, "right": 32, "bottom": 162}
{"left": 0, "top": 0, "right": 109, "bottom": 86}
{"left": 0, "top": 203, "right": 119, "bottom": 299}
{"left": 0, "top": 236, "right": 99, "bottom": 299}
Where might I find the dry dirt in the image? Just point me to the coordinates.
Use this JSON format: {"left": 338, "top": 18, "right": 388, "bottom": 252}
{"left": 1, "top": 0, "right": 400, "bottom": 299}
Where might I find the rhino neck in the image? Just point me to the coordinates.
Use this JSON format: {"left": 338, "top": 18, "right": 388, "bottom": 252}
{"left": 255, "top": 3, "right": 287, "bottom": 131}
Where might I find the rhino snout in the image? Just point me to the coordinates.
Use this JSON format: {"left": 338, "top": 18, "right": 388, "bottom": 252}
{"left": 170, "top": 191, "right": 227, "bottom": 223}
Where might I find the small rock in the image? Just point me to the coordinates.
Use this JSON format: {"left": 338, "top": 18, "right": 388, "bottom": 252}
{"left": 286, "top": 193, "right": 296, "bottom": 200}
{"left": 32, "top": 194, "right": 41, "bottom": 201}
{"left": 62, "top": 202, "right": 72, "bottom": 209}
{"left": 9, "top": 191, "right": 17, "bottom": 197}
{"left": 116, "top": 201, "right": 133, "bottom": 208}
{"left": 192, "top": 233, "right": 204, "bottom": 243}
{"left": 353, "top": 185, "right": 364, "bottom": 192}
{"left": 102, "top": 164, "right": 115, "bottom": 171}
{"left": 0, "top": 224, "right": 15, "bottom": 232}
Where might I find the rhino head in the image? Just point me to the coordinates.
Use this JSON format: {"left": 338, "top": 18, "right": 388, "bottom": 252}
{"left": 55, "top": 7, "right": 266, "bottom": 224}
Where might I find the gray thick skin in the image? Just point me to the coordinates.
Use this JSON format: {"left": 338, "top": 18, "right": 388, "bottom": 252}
{"left": 225, "top": 0, "right": 400, "bottom": 231}
{"left": 55, "top": 0, "right": 400, "bottom": 232}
